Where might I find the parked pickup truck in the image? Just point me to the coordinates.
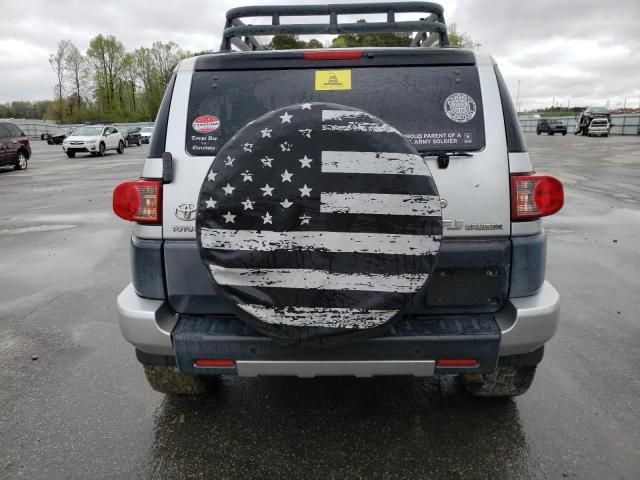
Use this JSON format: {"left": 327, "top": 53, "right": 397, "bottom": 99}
{"left": 113, "top": 2, "right": 563, "bottom": 397}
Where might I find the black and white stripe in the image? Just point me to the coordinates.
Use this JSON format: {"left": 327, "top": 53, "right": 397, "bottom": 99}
{"left": 197, "top": 104, "right": 442, "bottom": 330}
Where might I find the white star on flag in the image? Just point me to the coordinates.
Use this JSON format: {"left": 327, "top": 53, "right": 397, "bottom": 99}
{"left": 260, "top": 128, "right": 272, "bottom": 138}
{"left": 222, "top": 183, "right": 235, "bottom": 195}
{"left": 223, "top": 211, "right": 236, "bottom": 223}
{"left": 301, "top": 103, "right": 312, "bottom": 110}
{"left": 225, "top": 156, "right": 235, "bottom": 166}
{"left": 280, "top": 199, "right": 293, "bottom": 209}
{"left": 260, "top": 156, "right": 273, "bottom": 167}
{"left": 262, "top": 212, "right": 273, "bottom": 224}
{"left": 205, "top": 197, "right": 217, "bottom": 208}
{"left": 207, "top": 170, "right": 217, "bottom": 181}
{"left": 299, "top": 129, "right": 312, "bottom": 138}
{"left": 241, "top": 170, "right": 253, "bottom": 182}
{"left": 242, "top": 143, "right": 253, "bottom": 152}
{"left": 241, "top": 198, "right": 254, "bottom": 210}
{"left": 260, "top": 184, "right": 274, "bottom": 196}
{"left": 279, "top": 111, "right": 293, "bottom": 123}
{"left": 299, "top": 214, "right": 311, "bottom": 225}
{"left": 299, "top": 184, "right": 312, "bottom": 197}
{"left": 281, "top": 170, "right": 293, "bottom": 182}
{"left": 299, "top": 155, "right": 313, "bottom": 168}
{"left": 280, "top": 141, "right": 292, "bottom": 152}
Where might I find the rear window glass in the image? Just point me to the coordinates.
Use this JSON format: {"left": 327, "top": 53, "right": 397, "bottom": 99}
{"left": 186, "top": 66, "right": 485, "bottom": 155}
{"left": 4, "top": 123, "right": 23, "bottom": 137}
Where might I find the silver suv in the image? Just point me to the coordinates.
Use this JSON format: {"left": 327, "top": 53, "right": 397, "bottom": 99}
{"left": 113, "top": 2, "right": 563, "bottom": 397}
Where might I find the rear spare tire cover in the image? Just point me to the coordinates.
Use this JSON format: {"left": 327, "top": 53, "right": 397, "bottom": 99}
{"left": 196, "top": 103, "right": 442, "bottom": 343}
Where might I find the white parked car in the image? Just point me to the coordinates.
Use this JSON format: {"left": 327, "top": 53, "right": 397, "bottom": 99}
{"left": 139, "top": 126, "right": 154, "bottom": 144}
{"left": 63, "top": 125, "right": 125, "bottom": 158}
{"left": 588, "top": 118, "right": 610, "bottom": 137}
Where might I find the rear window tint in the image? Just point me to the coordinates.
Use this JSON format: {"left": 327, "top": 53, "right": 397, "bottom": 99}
{"left": 4, "top": 123, "right": 23, "bottom": 137}
{"left": 186, "top": 66, "right": 485, "bottom": 155}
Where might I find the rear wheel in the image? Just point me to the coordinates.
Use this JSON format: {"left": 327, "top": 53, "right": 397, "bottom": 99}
{"left": 462, "top": 365, "right": 537, "bottom": 397}
{"left": 124, "top": 138, "right": 129, "bottom": 148}
{"left": 536, "top": 130, "right": 541, "bottom": 135}
{"left": 562, "top": 132, "right": 567, "bottom": 136}
{"left": 15, "top": 151, "right": 28, "bottom": 170}
{"left": 549, "top": 132, "right": 554, "bottom": 135}
{"left": 66, "top": 151, "right": 76, "bottom": 158}
{"left": 117, "top": 140, "right": 125, "bottom": 154}
{"left": 143, "top": 365, "right": 214, "bottom": 395}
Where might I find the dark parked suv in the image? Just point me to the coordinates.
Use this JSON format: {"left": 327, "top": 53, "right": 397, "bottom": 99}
{"left": 536, "top": 119, "right": 567, "bottom": 135}
{"left": 0, "top": 122, "right": 30, "bottom": 170}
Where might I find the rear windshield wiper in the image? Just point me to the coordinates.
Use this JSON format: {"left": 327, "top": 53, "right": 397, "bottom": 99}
{"left": 421, "top": 151, "right": 474, "bottom": 169}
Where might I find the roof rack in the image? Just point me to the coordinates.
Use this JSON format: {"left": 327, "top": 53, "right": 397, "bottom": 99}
{"left": 220, "top": 2, "right": 450, "bottom": 51}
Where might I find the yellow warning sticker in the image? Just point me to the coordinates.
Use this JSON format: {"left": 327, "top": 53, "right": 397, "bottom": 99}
{"left": 315, "top": 70, "right": 352, "bottom": 91}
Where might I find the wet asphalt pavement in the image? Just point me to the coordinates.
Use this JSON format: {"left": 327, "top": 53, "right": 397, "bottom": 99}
{"left": 1, "top": 134, "right": 639, "bottom": 479}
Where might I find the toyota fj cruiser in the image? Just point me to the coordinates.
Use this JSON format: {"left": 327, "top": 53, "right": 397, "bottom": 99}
{"left": 113, "top": 2, "right": 563, "bottom": 397}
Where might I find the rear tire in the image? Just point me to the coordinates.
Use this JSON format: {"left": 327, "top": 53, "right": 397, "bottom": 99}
{"left": 124, "top": 138, "right": 129, "bottom": 148}
{"left": 461, "top": 365, "right": 537, "bottom": 397}
{"left": 117, "top": 140, "right": 125, "bottom": 154}
{"left": 15, "top": 151, "right": 28, "bottom": 170}
{"left": 549, "top": 132, "right": 554, "bottom": 135}
{"left": 66, "top": 151, "right": 76, "bottom": 158}
{"left": 143, "top": 365, "right": 214, "bottom": 395}
{"left": 536, "top": 130, "right": 541, "bottom": 135}
{"left": 562, "top": 132, "right": 567, "bottom": 136}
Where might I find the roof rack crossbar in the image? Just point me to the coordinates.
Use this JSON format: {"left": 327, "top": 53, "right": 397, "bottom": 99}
{"left": 220, "top": 2, "right": 450, "bottom": 51}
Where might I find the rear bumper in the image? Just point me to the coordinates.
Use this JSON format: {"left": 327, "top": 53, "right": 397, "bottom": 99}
{"left": 117, "top": 281, "right": 560, "bottom": 372}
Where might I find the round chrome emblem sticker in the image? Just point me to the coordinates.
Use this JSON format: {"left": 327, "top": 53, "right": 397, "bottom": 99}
{"left": 444, "top": 93, "right": 477, "bottom": 123}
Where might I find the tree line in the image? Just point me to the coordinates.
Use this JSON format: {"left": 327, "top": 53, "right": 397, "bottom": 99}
{"left": 46, "top": 36, "right": 194, "bottom": 124}
{"left": 11, "top": 23, "right": 473, "bottom": 124}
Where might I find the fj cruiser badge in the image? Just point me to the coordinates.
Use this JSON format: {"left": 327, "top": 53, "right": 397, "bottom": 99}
{"left": 175, "top": 202, "right": 197, "bottom": 221}
{"left": 444, "top": 93, "right": 476, "bottom": 123}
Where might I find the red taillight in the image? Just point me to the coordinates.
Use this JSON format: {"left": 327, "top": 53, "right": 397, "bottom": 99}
{"left": 437, "top": 359, "right": 479, "bottom": 367}
{"left": 194, "top": 359, "right": 236, "bottom": 368}
{"left": 113, "top": 180, "right": 162, "bottom": 223}
{"left": 303, "top": 50, "right": 363, "bottom": 60}
{"left": 511, "top": 174, "right": 564, "bottom": 221}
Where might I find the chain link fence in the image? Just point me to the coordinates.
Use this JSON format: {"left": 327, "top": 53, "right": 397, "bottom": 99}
{"left": 0, "top": 119, "right": 155, "bottom": 139}
{"left": 519, "top": 113, "right": 640, "bottom": 135}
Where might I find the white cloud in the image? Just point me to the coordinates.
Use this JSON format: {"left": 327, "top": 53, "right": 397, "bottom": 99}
{"left": 0, "top": 0, "right": 638, "bottom": 110}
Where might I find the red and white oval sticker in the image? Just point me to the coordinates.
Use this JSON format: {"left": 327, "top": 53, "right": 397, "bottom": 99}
{"left": 192, "top": 115, "right": 220, "bottom": 134}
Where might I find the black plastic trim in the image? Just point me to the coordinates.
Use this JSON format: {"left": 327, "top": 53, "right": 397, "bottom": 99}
{"left": 135, "top": 349, "right": 176, "bottom": 366}
{"left": 494, "top": 65, "right": 527, "bottom": 153}
{"left": 131, "top": 237, "right": 165, "bottom": 299}
{"left": 148, "top": 72, "right": 176, "bottom": 159}
{"left": 163, "top": 238, "right": 511, "bottom": 315}
{"left": 510, "top": 232, "right": 546, "bottom": 298}
{"left": 194, "top": 48, "right": 475, "bottom": 71}
{"left": 172, "top": 313, "right": 501, "bottom": 376}
{"left": 498, "top": 346, "right": 544, "bottom": 367}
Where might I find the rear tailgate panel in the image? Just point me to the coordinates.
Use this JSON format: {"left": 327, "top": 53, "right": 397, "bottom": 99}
{"left": 162, "top": 52, "right": 510, "bottom": 240}
{"left": 163, "top": 237, "right": 510, "bottom": 315}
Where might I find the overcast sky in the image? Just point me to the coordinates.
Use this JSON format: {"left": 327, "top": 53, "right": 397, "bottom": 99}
{"left": 1, "top": 0, "right": 639, "bottom": 110}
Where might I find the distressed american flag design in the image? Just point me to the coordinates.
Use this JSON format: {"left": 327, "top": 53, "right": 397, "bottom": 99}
{"left": 197, "top": 103, "right": 442, "bottom": 331}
